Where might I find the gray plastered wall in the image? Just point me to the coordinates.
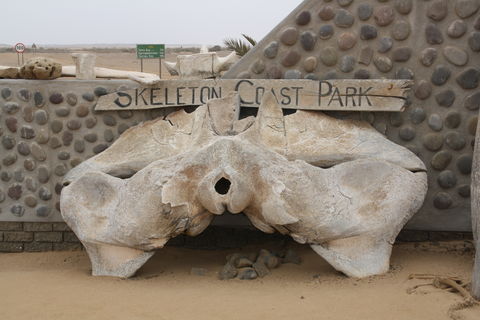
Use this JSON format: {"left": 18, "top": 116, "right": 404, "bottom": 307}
{"left": 224, "top": 0, "right": 480, "bottom": 232}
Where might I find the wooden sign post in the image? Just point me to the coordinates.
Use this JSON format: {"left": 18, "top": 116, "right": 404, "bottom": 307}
{"left": 96, "top": 79, "right": 412, "bottom": 112}
{"left": 472, "top": 114, "right": 480, "bottom": 300}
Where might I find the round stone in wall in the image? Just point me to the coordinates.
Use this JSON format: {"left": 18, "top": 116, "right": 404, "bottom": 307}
{"left": 455, "top": 0, "right": 480, "bottom": 18}
{"left": 2, "top": 135, "right": 16, "bottom": 150}
{"left": 392, "top": 47, "right": 412, "bottom": 62}
{"left": 337, "top": 32, "right": 357, "bottom": 50}
{"left": 284, "top": 70, "right": 302, "bottom": 79}
{"left": 431, "top": 151, "right": 452, "bottom": 170}
{"left": 360, "top": 25, "right": 377, "bottom": 40}
{"left": 17, "top": 141, "right": 30, "bottom": 156}
{"left": 337, "top": 0, "right": 353, "bottom": 7}
{"left": 93, "top": 144, "right": 109, "bottom": 154}
{"left": 7, "top": 184, "right": 22, "bottom": 200}
{"left": 445, "top": 112, "right": 462, "bottom": 129}
{"left": 84, "top": 133, "right": 98, "bottom": 143}
{"left": 373, "top": 6, "right": 395, "bottom": 27}
{"left": 410, "top": 107, "right": 426, "bottom": 124}
{"left": 423, "top": 133, "right": 444, "bottom": 151}
{"left": 0, "top": 172, "right": 11, "bottom": 182}
{"left": 49, "top": 92, "right": 64, "bottom": 104}
{"left": 415, "top": 80, "right": 432, "bottom": 100}
{"left": 399, "top": 126, "right": 416, "bottom": 141}
{"left": 1, "top": 88, "right": 12, "bottom": 100}
{"left": 468, "top": 32, "right": 480, "bottom": 52}
{"left": 425, "top": 24, "right": 444, "bottom": 45}
{"left": 76, "top": 104, "right": 90, "bottom": 117}
{"left": 54, "top": 164, "right": 68, "bottom": 176}
{"left": 55, "top": 107, "right": 70, "bottom": 117}
{"left": 339, "top": 55, "right": 356, "bottom": 73}
{"left": 456, "top": 68, "right": 480, "bottom": 89}
{"left": 38, "top": 186, "right": 52, "bottom": 201}
{"left": 118, "top": 111, "right": 133, "bottom": 119}
{"left": 62, "top": 131, "right": 74, "bottom": 146}
{"left": 319, "top": 47, "right": 338, "bottom": 66}
{"left": 264, "top": 41, "right": 279, "bottom": 59}
{"left": 394, "top": 0, "right": 413, "bottom": 15}
{"left": 22, "top": 106, "right": 33, "bottom": 122}
{"left": 458, "top": 185, "right": 471, "bottom": 198}
{"left": 67, "top": 119, "right": 82, "bottom": 130}
{"left": 445, "top": 132, "right": 466, "bottom": 150}
{"left": 0, "top": 189, "right": 4, "bottom": 203}
{"left": 378, "top": 37, "right": 393, "bottom": 53}
{"left": 357, "top": 3, "right": 373, "bottom": 21}
{"left": 66, "top": 93, "right": 78, "bottom": 106}
{"left": 447, "top": 20, "right": 467, "bottom": 39}
{"left": 251, "top": 59, "right": 265, "bottom": 74}
{"left": 390, "top": 113, "right": 403, "bottom": 127}
{"left": 296, "top": 11, "right": 311, "bottom": 26}
{"left": 437, "top": 170, "right": 457, "bottom": 189}
{"left": 20, "top": 126, "right": 36, "bottom": 139}
{"left": 300, "top": 31, "right": 317, "bottom": 51}
{"left": 354, "top": 69, "right": 371, "bottom": 79}
{"left": 24, "top": 158, "right": 36, "bottom": 171}
{"left": 36, "top": 206, "right": 51, "bottom": 218}
{"left": 319, "top": 25, "right": 334, "bottom": 40}
{"left": 3, "top": 102, "right": 20, "bottom": 114}
{"left": 26, "top": 177, "right": 38, "bottom": 192}
{"left": 6, "top": 117, "right": 17, "bottom": 133}
{"left": 282, "top": 50, "right": 301, "bottom": 67}
{"left": 85, "top": 117, "right": 97, "bottom": 129}
{"left": 50, "top": 120, "right": 63, "bottom": 133}
{"left": 74, "top": 140, "right": 85, "bottom": 153}
{"left": 303, "top": 56, "right": 318, "bottom": 73}
{"left": 34, "top": 110, "right": 49, "bottom": 125}
{"left": 373, "top": 56, "right": 393, "bottom": 73}
{"left": 24, "top": 195, "right": 37, "bottom": 208}
{"left": 82, "top": 93, "right": 95, "bottom": 102}
{"left": 435, "top": 89, "right": 456, "bottom": 108}
{"left": 433, "top": 192, "right": 453, "bottom": 209}
{"left": 427, "top": 0, "right": 448, "bottom": 21}
{"left": 318, "top": 5, "right": 335, "bottom": 21}
{"left": 18, "top": 89, "right": 31, "bottom": 102}
{"left": 465, "top": 92, "right": 480, "bottom": 111}
{"left": 431, "top": 65, "right": 451, "bottom": 86}
{"left": 49, "top": 137, "right": 62, "bottom": 149}
{"left": 391, "top": 20, "right": 411, "bottom": 41}
{"left": 280, "top": 27, "right": 299, "bottom": 46}
{"left": 58, "top": 151, "right": 70, "bottom": 161}
{"left": 10, "top": 205, "right": 25, "bottom": 217}
{"left": 94, "top": 87, "right": 108, "bottom": 97}
{"left": 118, "top": 123, "right": 130, "bottom": 135}
{"left": 34, "top": 92, "right": 44, "bottom": 107}
{"left": 420, "top": 48, "right": 438, "bottom": 67}
{"left": 456, "top": 154, "right": 472, "bottom": 174}
{"left": 443, "top": 46, "right": 469, "bottom": 66}
{"left": 31, "top": 142, "right": 47, "bottom": 161}
{"left": 104, "top": 129, "right": 114, "bottom": 142}
{"left": 334, "top": 9, "right": 355, "bottom": 28}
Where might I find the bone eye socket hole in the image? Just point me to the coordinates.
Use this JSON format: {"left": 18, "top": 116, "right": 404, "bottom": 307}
{"left": 215, "top": 177, "right": 231, "bottom": 195}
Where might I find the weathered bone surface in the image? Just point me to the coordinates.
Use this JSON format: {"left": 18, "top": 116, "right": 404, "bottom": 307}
{"left": 19, "top": 57, "right": 62, "bottom": 80}
{"left": 164, "top": 47, "right": 238, "bottom": 79}
{"left": 61, "top": 93, "right": 427, "bottom": 278}
{"left": 61, "top": 65, "right": 160, "bottom": 85}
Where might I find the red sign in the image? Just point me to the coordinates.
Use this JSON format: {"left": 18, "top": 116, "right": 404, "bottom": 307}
{"left": 14, "top": 43, "right": 25, "bottom": 53}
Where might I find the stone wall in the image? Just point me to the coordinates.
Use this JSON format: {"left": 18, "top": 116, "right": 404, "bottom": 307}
{"left": 224, "top": 0, "right": 480, "bottom": 232}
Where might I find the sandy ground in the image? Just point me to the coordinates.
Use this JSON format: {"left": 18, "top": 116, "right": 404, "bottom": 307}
{"left": 0, "top": 241, "right": 479, "bottom": 320}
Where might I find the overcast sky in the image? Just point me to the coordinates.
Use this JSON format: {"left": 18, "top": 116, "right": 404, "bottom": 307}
{"left": 2, "top": 0, "right": 302, "bottom": 46}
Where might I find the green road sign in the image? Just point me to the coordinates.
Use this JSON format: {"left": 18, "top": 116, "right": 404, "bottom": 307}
{"left": 136, "top": 44, "right": 165, "bottom": 59}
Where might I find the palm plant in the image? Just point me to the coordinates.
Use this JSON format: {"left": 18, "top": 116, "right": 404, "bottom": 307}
{"left": 223, "top": 34, "right": 257, "bottom": 57}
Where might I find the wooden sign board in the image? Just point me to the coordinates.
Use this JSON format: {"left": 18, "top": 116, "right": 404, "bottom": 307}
{"left": 96, "top": 79, "right": 412, "bottom": 112}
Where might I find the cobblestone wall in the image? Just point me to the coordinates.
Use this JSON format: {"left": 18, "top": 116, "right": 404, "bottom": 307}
{"left": 224, "top": 0, "right": 480, "bottom": 232}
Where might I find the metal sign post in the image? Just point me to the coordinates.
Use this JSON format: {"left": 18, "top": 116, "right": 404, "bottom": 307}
{"left": 14, "top": 43, "right": 25, "bottom": 66}
{"left": 136, "top": 44, "right": 165, "bottom": 78}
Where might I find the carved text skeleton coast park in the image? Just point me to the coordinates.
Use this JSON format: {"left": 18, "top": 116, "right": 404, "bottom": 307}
{"left": 96, "top": 79, "right": 412, "bottom": 112}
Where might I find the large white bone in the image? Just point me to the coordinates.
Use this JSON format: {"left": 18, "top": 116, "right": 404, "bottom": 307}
{"left": 61, "top": 93, "right": 427, "bottom": 278}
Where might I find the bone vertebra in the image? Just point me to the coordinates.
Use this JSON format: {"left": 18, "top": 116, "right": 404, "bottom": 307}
{"left": 61, "top": 92, "right": 427, "bottom": 278}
